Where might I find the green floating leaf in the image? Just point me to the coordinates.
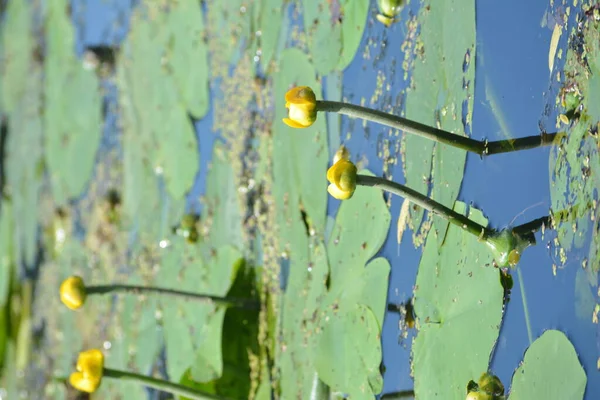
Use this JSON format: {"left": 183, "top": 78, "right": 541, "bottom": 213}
{"left": 403, "top": 0, "right": 475, "bottom": 244}
{"left": 100, "top": 274, "right": 161, "bottom": 400}
{"left": 255, "top": 0, "right": 283, "bottom": 70}
{"left": 206, "top": 0, "right": 252, "bottom": 73}
{"left": 412, "top": 202, "right": 503, "bottom": 400}
{"left": 302, "top": 0, "right": 342, "bottom": 76}
{"left": 273, "top": 48, "right": 328, "bottom": 233}
{"left": 508, "top": 330, "right": 586, "bottom": 400}
{"left": 179, "top": 263, "right": 259, "bottom": 400}
{"left": 166, "top": 0, "right": 210, "bottom": 119}
{"left": 159, "top": 241, "right": 241, "bottom": 383}
{"left": 327, "top": 171, "right": 391, "bottom": 290}
{"left": 315, "top": 304, "right": 383, "bottom": 399}
{"left": 5, "top": 63, "right": 43, "bottom": 268}
{"left": 0, "top": 0, "right": 33, "bottom": 114}
{"left": 279, "top": 222, "right": 328, "bottom": 399}
{"left": 338, "top": 0, "right": 369, "bottom": 71}
{"left": 119, "top": 4, "right": 200, "bottom": 200}
{"left": 44, "top": 0, "right": 102, "bottom": 204}
{"left": 203, "top": 141, "right": 244, "bottom": 250}
{"left": 312, "top": 171, "right": 391, "bottom": 398}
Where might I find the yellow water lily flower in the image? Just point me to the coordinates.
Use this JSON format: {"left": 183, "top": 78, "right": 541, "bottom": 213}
{"left": 283, "top": 86, "right": 317, "bottom": 128}
{"left": 60, "top": 276, "right": 87, "bottom": 310}
{"left": 326, "top": 151, "right": 357, "bottom": 200}
{"left": 69, "top": 349, "right": 104, "bottom": 393}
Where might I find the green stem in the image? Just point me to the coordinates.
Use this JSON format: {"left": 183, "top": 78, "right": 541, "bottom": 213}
{"left": 356, "top": 174, "right": 495, "bottom": 241}
{"left": 511, "top": 216, "right": 551, "bottom": 237}
{"left": 316, "top": 100, "right": 562, "bottom": 155}
{"left": 103, "top": 368, "right": 227, "bottom": 400}
{"left": 86, "top": 285, "right": 258, "bottom": 309}
{"left": 516, "top": 269, "right": 533, "bottom": 346}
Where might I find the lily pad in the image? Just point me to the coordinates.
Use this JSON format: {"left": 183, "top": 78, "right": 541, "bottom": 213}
{"left": 327, "top": 171, "right": 392, "bottom": 289}
{"left": 315, "top": 304, "right": 383, "bottom": 399}
{"left": 273, "top": 48, "right": 328, "bottom": 233}
{"left": 255, "top": 0, "right": 283, "bottom": 70}
{"left": 206, "top": 0, "right": 252, "bottom": 74}
{"left": 203, "top": 141, "right": 244, "bottom": 250}
{"left": 119, "top": 3, "right": 201, "bottom": 200}
{"left": 44, "top": 0, "right": 102, "bottom": 204}
{"left": 5, "top": 63, "right": 43, "bottom": 269}
{"left": 412, "top": 202, "right": 504, "bottom": 399}
{"left": 99, "top": 274, "right": 161, "bottom": 400}
{"left": 302, "top": 0, "right": 342, "bottom": 76}
{"left": 158, "top": 241, "right": 242, "bottom": 383}
{"left": 279, "top": 222, "right": 328, "bottom": 398}
{"left": 312, "top": 171, "right": 391, "bottom": 398}
{"left": 165, "top": 0, "right": 210, "bottom": 119}
{"left": 403, "top": 0, "right": 475, "bottom": 245}
{"left": 338, "top": 0, "right": 369, "bottom": 71}
{"left": 0, "top": 0, "right": 33, "bottom": 115}
{"left": 508, "top": 330, "right": 586, "bottom": 400}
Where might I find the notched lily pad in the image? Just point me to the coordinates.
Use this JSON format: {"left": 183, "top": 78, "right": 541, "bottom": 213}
{"left": 403, "top": 0, "right": 475, "bottom": 245}
{"left": 412, "top": 202, "right": 504, "bottom": 400}
{"left": 508, "top": 330, "right": 586, "bottom": 400}
{"left": 44, "top": 0, "right": 102, "bottom": 204}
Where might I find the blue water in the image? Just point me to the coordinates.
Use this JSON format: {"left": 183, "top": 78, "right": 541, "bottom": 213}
{"left": 72, "top": 0, "right": 599, "bottom": 398}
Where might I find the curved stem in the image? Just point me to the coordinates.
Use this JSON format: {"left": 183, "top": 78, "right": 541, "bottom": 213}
{"left": 316, "top": 100, "right": 562, "bottom": 155}
{"left": 86, "top": 285, "right": 258, "bottom": 309}
{"left": 356, "top": 175, "right": 495, "bottom": 241}
{"left": 103, "top": 368, "right": 228, "bottom": 400}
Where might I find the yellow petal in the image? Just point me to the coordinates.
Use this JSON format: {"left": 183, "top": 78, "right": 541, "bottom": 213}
{"left": 327, "top": 183, "right": 353, "bottom": 200}
{"left": 69, "top": 372, "right": 101, "bottom": 393}
{"left": 59, "top": 276, "right": 87, "bottom": 310}
{"left": 326, "top": 162, "right": 340, "bottom": 184}
{"left": 76, "top": 349, "right": 104, "bottom": 380}
{"left": 283, "top": 118, "right": 307, "bottom": 128}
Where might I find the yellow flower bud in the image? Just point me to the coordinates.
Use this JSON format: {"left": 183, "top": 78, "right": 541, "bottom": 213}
{"left": 69, "top": 349, "right": 104, "bottom": 393}
{"left": 466, "top": 392, "right": 491, "bottom": 400}
{"left": 377, "top": 0, "right": 404, "bottom": 26}
{"left": 283, "top": 86, "right": 317, "bottom": 128}
{"left": 333, "top": 145, "right": 350, "bottom": 164}
{"left": 326, "top": 158, "right": 357, "bottom": 200}
{"left": 60, "top": 276, "right": 87, "bottom": 310}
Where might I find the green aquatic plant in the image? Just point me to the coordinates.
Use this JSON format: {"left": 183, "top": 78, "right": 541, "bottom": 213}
{"left": 324, "top": 153, "right": 541, "bottom": 267}
{"left": 284, "top": 87, "right": 563, "bottom": 156}
{"left": 68, "top": 348, "right": 227, "bottom": 399}
{"left": 59, "top": 275, "right": 258, "bottom": 311}
{"left": 466, "top": 373, "right": 505, "bottom": 400}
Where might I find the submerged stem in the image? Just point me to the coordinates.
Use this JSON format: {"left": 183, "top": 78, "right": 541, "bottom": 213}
{"left": 316, "top": 100, "right": 562, "bottom": 155}
{"left": 86, "top": 284, "right": 258, "bottom": 309}
{"left": 103, "top": 368, "right": 226, "bottom": 400}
